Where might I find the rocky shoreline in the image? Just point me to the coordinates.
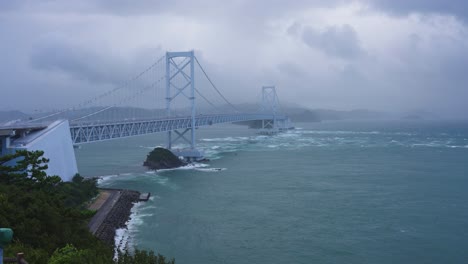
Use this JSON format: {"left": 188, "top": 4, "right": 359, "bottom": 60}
{"left": 88, "top": 148, "right": 181, "bottom": 248}
{"left": 89, "top": 189, "right": 141, "bottom": 246}
{"left": 143, "top": 147, "right": 186, "bottom": 170}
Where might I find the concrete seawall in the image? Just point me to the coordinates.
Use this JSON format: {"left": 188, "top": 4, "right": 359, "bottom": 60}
{"left": 88, "top": 189, "right": 140, "bottom": 245}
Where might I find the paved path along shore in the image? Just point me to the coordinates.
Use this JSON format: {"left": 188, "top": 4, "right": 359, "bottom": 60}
{"left": 88, "top": 190, "right": 122, "bottom": 235}
{"left": 88, "top": 189, "right": 140, "bottom": 245}
{"left": 88, "top": 190, "right": 111, "bottom": 211}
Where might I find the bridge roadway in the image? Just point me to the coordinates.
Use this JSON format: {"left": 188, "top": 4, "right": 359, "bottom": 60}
{"left": 70, "top": 113, "right": 286, "bottom": 144}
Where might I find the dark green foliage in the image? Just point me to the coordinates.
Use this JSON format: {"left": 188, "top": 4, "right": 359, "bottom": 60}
{"left": 117, "top": 249, "right": 175, "bottom": 264}
{"left": 3, "top": 241, "right": 50, "bottom": 263}
{"left": 0, "top": 150, "right": 113, "bottom": 263}
{"left": 0, "top": 150, "right": 61, "bottom": 188}
{"left": 146, "top": 148, "right": 181, "bottom": 164}
{"left": 144, "top": 147, "right": 185, "bottom": 170}
{"left": 61, "top": 174, "right": 99, "bottom": 208}
{"left": 0, "top": 150, "right": 174, "bottom": 263}
{"left": 48, "top": 244, "right": 112, "bottom": 264}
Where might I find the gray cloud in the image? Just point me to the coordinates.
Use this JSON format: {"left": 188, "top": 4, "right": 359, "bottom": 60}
{"left": 3, "top": 0, "right": 468, "bottom": 21}
{"left": 30, "top": 42, "right": 117, "bottom": 85}
{"left": 1, "top": 0, "right": 468, "bottom": 118}
{"left": 0, "top": 1, "right": 21, "bottom": 11}
{"left": 287, "top": 22, "right": 302, "bottom": 37}
{"left": 0, "top": 0, "right": 347, "bottom": 19}
{"left": 29, "top": 41, "right": 163, "bottom": 86}
{"left": 369, "top": 0, "right": 468, "bottom": 21}
{"left": 302, "top": 24, "right": 365, "bottom": 59}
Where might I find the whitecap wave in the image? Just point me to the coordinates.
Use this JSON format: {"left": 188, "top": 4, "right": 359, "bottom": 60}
{"left": 97, "top": 174, "right": 119, "bottom": 185}
{"left": 141, "top": 205, "right": 158, "bottom": 210}
{"left": 114, "top": 228, "right": 129, "bottom": 259}
{"left": 195, "top": 168, "right": 227, "bottom": 172}
{"left": 298, "top": 130, "right": 381, "bottom": 135}
{"left": 447, "top": 145, "right": 468, "bottom": 149}
{"left": 114, "top": 201, "right": 144, "bottom": 259}
{"left": 410, "top": 141, "right": 467, "bottom": 149}
{"left": 156, "top": 162, "right": 209, "bottom": 173}
{"left": 201, "top": 136, "right": 249, "bottom": 142}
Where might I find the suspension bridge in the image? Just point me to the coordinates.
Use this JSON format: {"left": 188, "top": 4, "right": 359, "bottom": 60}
{"left": 1, "top": 51, "right": 291, "bottom": 174}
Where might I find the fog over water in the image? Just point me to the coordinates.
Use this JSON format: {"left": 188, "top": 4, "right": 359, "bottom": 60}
{"left": 1, "top": 0, "right": 467, "bottom": 117}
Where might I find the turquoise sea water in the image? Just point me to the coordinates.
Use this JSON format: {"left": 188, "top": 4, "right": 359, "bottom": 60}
{"left": 75, "top": 121, "right": 468, "bottom": 264}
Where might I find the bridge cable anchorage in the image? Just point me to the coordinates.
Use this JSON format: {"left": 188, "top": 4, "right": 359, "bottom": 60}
{"left": 29, "top": 55, "right": 167, "bottom": 123}
{"left": 194, "top": 56, "right": 241, "bottom": 113}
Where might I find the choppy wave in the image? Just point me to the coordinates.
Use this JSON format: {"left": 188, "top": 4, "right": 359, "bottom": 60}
{"left": 201, "top": 136, "right": 250, "bottom": 142}
{"left": 411, "top": 143, "right": 468, "bottom": 149}
{"left": 302, "top": 130, "right": 380, "bottom": 135}
{"left": 295, "top": 130, "right": 418, "bottom": 136}
{"left": 139, "top": 145, "right": 165, "bottom": 150}
{"left": 195, "top": 168, "right": 227, "bottom": 172}
{"left": 156, "top": 162, "right": 209, "bottom": 173}
{"left": 114, "top": 201, "right": 144, "bottom": 258}
{"left": 114, "top": 228, "right": 128, "bottom": 259}
{"left": 97, "top": 174, "right": 119, "bottom": 185}
{"left": 96, "top": 172, "right": 178, "bottom": 190}
{"left": 101, "top": 129, "right": 467, "bottom": 189}
{"left": 196, "top": 129, "right": 468, "bottom": 156}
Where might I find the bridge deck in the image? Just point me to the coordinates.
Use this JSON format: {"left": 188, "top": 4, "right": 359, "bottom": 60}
{"left": 70, "top": 113, "right": 286, "bottom": 144}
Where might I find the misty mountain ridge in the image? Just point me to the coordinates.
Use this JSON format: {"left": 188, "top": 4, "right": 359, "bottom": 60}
{"left": 0, "top": 105, "right": 440, "bottom": 125}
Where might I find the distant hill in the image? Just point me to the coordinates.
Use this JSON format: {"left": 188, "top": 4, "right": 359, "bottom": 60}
{"left": 399, "top": 109, "right": 439, "bottom": 120}
{"left": 288, "top": 108, "right": 390, "bottom": 122}
{"left": 0, "top": 108, "right": 169, "bottom": 125}
{"left": 287, "top": 109, "right": 321, "bottom": 122}
{"left": 0, "top": 110, "right": 29, "bottom": 124}
{"left": 0, "top": 105, "right": 438, "bottom": 126}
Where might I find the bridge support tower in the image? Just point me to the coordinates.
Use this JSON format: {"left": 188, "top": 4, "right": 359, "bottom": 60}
{"left": 165, "top": 51, "right": 204, "bottom": 161}
{"left": 259, "top": 86, "right": 281, "bottom": 135}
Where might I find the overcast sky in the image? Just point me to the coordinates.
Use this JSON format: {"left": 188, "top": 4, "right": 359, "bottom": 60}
{"left": 1, "top": 0, "right": 467, "bottom": 118}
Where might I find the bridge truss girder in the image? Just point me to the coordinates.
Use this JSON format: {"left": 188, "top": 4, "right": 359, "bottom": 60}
{"left": 69, "top": 113, "right": 286, "bottom": 145}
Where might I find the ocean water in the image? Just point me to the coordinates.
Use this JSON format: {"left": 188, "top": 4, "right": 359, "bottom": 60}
{"left": 75, "top": 121, "right": 468, "bottom": 264}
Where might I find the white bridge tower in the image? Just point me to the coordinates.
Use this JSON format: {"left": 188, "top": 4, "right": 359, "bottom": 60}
{"left": 165, "top": 51, "right": 203, "bottom": 161}
{"left": 260, "top": 86, "right": 280, "bottom": 133}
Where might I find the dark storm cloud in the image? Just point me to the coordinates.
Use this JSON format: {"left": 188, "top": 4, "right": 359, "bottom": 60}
{"left": 302, "top": 24, "right": 365, "bottom": 59}
{"left": 2, "top": 0, "right": 467, "bottom": 20}
{"left": 30, "top": 42, "right": 117, "bottom": 85}
{"left": 1, "top": 0, "right": 468, "bottom": 117}
{"left": 0, "top": 0, "right": 344, "bottom": 17}
{"left": 29, "top": 40, "right": 164, "bottom": 86}
{"left": 89, "top": 0, "right": 468, "bottom": 22}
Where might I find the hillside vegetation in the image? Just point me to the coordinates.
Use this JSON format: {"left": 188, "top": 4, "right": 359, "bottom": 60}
{"left": 0, "top": 150, "right": 174, "bottom": 264}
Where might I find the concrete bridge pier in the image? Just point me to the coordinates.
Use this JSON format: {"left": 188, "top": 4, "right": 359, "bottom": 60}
{"left": 170, "top": 148, "right": 205, "bottom": 162}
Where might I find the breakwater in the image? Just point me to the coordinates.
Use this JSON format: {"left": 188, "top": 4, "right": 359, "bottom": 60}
{"left": 88, "top": 189, "right": 141, "bottom": 246}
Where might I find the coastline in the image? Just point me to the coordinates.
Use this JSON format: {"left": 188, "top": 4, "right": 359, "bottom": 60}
{"left": 88, "top": 188, "right": 141, "bottom": 247}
